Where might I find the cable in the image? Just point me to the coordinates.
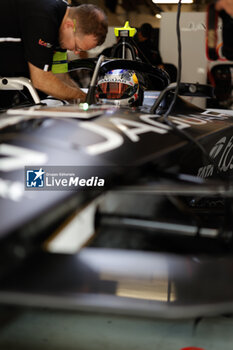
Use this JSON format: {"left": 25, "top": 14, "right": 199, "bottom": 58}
{"left": 159, "top": 0, "right": 225, "bottom": 176}
{"left": 162, "top": 0, "right": 182, "bottom": 121}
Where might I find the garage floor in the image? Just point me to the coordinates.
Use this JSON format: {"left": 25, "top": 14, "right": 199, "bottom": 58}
{"left": 0, "top": 306, "right": 233, "bottom": 350}
{"left": 0, "top": 193, "right": 232, "bottom": 350}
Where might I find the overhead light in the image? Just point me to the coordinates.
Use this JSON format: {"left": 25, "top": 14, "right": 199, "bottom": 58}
{"left": 155, "top": 13, "right": 162, "bottom": 19}
{"left": 152, "top": 0, "right": 193, "bottom": 3}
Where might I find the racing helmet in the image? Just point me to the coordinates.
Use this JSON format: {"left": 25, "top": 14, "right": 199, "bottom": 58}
{"left": 96, "top": 69, "right": 141, "bottom": 106}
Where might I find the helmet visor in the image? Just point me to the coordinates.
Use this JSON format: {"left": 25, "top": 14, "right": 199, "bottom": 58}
{"left": 97, "top": 82, "right": 138, "bottom": 100}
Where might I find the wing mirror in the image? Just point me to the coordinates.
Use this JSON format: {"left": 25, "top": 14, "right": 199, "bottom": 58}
{"left": 0, "top": 77, "right": 40, "bottom": 104}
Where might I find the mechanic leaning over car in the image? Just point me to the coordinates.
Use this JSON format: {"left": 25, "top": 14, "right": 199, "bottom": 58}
{"left": 0, "top": 0, "right": 108, "bottom": 105}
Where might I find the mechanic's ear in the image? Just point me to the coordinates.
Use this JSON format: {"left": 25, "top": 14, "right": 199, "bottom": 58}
{"left": 64, "top": 19, "right": 74, "bottom": 30}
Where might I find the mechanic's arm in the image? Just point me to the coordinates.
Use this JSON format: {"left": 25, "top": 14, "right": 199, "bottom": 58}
{"left": 55, "top": 72, "right": 80, "bottom": 89}
{"left": 28, "top": 62, "right": 86, "bottom": 102}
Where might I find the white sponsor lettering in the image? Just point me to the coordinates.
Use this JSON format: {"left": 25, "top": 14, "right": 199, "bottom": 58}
{"left": 110, "top": 117, "right": 168, "bottom": 142}
{"left": 209, "top": 137, "right": 226, "bottom": 159}
{"left": 197, "top": 164, "right": 214, "bottom": 178}
{"left": 177, "top": 114, "right": 207, "bottom": 125}
{"left": 0, "top": 116, "right": 25, "bottom": 130}
{"left": 197, "top": 136, "right": 233, "bottom": 178}
{"left": 79, "top": 122, "right": 123, "bottom": 155}
{"left": 218, "top": 136, "right": 233, "bottom": 172}
{"left": 201, "top": 110, "right": 228, "bottom": 120}
{"left": 169, "top": 116, "right": 192, "bottom": 129}
{"left": 139, "top": 114, "right": 170, "bottom": 132}
{"left": 0, "top": 144, "right": 47, "bottom": 171}
{"left": 0, "top": 178, "right": 24, "bottom": 201}
{"left": 80, "top": 115, "right": 197, "bottom": 155}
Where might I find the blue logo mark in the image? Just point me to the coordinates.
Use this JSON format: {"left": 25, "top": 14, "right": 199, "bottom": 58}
{"left": 26, "top": 168, "right": 45, "bottom": 188}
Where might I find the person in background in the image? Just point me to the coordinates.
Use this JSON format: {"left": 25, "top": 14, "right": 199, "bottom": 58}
{"left": 135, "top": 23, "right": 163, "bottom": 67}
{"left": 215, "top": 0, "right": 233, "bottom": 60}
{"left": 0, "top": 0, "right": 108, "bottom": 106}
{"left": 215, "top": 0, "right": 233, "bottom": 16}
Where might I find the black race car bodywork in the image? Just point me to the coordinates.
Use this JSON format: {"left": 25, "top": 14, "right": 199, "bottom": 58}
{"left": 1, "top": 57, "right": 233, "bottom": 319}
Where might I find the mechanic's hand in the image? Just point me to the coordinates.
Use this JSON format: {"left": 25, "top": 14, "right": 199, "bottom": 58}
{"left": 69, "top": 90, "right": 86, "bottom": 104}
{"left": 215, "top": 0, "right": 233, "bottom": 16}
{"left": 78, "top": 89, "right": 87, "bottom": 103}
